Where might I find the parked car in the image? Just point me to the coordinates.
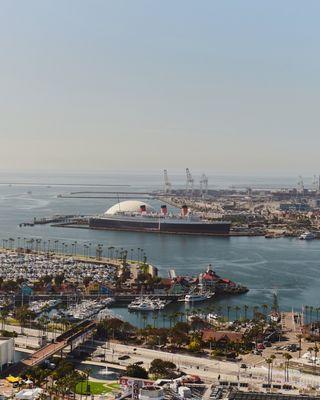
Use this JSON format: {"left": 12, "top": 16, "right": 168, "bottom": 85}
{"left": 118, "top": 355, "right": 130, "bottom": 360}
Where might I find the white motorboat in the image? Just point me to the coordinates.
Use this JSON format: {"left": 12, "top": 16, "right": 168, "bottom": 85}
{"left": 207, "top": 313, "right": 219, "bottom": 323}
{"left": 184, "top": 292, "right": 214, "bottom": 303}
{"left": 299, "top": 232, "right": 316, "bottom": 240}
{"left": 128, "top": 297, "right": 166, "bottom": 311}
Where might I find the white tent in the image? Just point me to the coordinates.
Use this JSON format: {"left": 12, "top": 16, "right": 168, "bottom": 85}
{"left": 15, "top": 388, "right": 43, "bottom": 400}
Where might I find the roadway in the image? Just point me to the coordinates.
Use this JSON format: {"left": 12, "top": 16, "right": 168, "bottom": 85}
{"left": 102, "top": 343, "right": 320, "bottom": 390}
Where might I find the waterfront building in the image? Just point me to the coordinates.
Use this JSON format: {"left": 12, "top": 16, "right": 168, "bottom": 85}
{"left": 167, "top": 277, "right": 191, "bottom": 295}
{"left": 0, "top": 338, "right": 15, "bottom": 371}
{"left": 202, "top": 330, "right": 244, "bottom": 347}
{"left": 199, "top": 265, "right": 237, "bottom": 292}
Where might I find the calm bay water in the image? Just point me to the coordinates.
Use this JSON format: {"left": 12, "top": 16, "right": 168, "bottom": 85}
{"left": 0, "top": 171, "right": 319, "bottom": 327}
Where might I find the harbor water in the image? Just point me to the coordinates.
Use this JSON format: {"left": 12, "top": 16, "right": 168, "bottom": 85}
{"left": 0, "top": 171, "right": 319, "bottom": 327}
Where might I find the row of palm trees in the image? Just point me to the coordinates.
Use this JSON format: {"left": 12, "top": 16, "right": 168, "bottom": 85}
{"left": 304, "top": 305, "right": 320, "bottom": 324}
{"left": 266, "top": 353, "right": 294, "bottom": 384}
{"left": 265, "top": 341, "right": 319, "bottom": 385}
{"left": 137, "top": 303, "right": 276, "bottom": 329}
{"left": 0, "top": 305, "right": 73, "bottom": 339}
{"left": 27, "top": 366, "right": 92, "bottom": 400}
{"left": 137, "top": 303, "right": 320, "bottom": 330}
{"left": 1, "top": 237, "right": 147, "bottom": 262}
{"left": 307, "top": 344, "right": 319, "bottom": 370}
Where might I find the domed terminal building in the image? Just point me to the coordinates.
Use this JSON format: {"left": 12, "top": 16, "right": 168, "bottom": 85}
{"left": 105, "top": 200, "right": 154, "bottom": 215}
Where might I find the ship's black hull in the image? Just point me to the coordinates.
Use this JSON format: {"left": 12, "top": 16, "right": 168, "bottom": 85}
{"left": 89, "top": 217, "right": 231, "bottom": 236}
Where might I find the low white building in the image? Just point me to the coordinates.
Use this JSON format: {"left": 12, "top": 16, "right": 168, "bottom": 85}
{"left": 139, "top": 386, "right": 164, "bottom": 400}
{"left": 0, "top": 337, "right": 14, "bottom": 371}
{"left": 15, "top": 388, "right": 43, "bottom": 400}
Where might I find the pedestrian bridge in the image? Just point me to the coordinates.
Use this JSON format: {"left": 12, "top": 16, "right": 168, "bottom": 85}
{"left": 2, "top": 320, "right": 97, "bottom": 377}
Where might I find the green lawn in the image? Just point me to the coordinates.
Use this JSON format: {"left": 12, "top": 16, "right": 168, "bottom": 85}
{"left": 75, "top": 381, "right": 120, "bottom": 395}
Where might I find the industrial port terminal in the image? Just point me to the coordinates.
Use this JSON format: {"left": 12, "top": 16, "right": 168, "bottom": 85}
{"left": 22, "top": 169, "right": 320, "bottom": 239}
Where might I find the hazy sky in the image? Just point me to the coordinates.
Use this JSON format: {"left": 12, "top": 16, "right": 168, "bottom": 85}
{"left": 1, "top": 1, "right": 320, "bottom": 173}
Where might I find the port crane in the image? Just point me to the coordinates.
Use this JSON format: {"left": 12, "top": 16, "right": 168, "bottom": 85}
{"left": 199, "top": 173, "right": 208, "bottom": 198}
{"left": 297, "top": 176, "right": 304, "bottom": 193}
{"left": 185, "top": 168, "right": 194, "bottom": 196}
{"left": 313, "top": 175, "right": 320, "bottom": 193}
{"left": 163, "top": 169, "right": 172, "bottom": 194}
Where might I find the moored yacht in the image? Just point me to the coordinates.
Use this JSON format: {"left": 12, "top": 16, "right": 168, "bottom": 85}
{"left": 184, "top": 292, "right": 214, "bottom": 303}
{"left": 299, "top": 232, "right": 316, "bottom": 240}
{"left": 128, "top": 297, "right": 166, "bottom": 311}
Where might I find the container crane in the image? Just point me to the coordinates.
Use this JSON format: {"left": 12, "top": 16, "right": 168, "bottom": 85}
{"left": 297, "top": 176, "right": 304, "bottom": 193}
{"left": 313, "top": 175, "right": 320, "bottom": 193}
{"left": 200, "top": 174, "right": 208, "bottom": 198}
{"left": 163, "top": 169, "right": 172, "bottom": 194}
{"left": 185, "top": 168, "right": 194, "bottom": 196}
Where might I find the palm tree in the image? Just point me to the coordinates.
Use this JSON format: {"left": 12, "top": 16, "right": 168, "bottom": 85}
{"left": 173, "top": 312, "right": 180, "bottom": 326}
{"left": 9, "top": 238, "right": 15, "bottom": 250}
{"left": 296, "top": 334, "right": 303, "bottom": 358}
{"left": 283, "top": 353, "right": 292, "bottom": 382}
{"left": 270, "top": 354, "right": 276, "bottom": 383}
{"left": 310, "top": 306, "right": 314, "bottom": 322}
{"left": 243, "top": 304, "right": 249, "bottom": 320}
{"left": 0, "top": 309, "right": 9, "bottom": 330}
{"left": 235, "top": 306, "right": 241, "bottom": 321}
{"left": 227, "top": 305, "right": 232, "bottom": 322}
{"left": 168, "top": 313, "right": 175, "bottom": 328}
{"left": 162, "top": 313, "right": 167, "bottom": 327}
{"left": 152, "top": 313, "right": 158, "bottom": 328}
{"left": 253, "top": 305, "right": 260, "bottom": 319}
{"left": 314, "top": 345, "right": 319, "bottom": 370}
{"left": 54, "top": 239, "right": 59, "bottom": 253}
{"left": 265, "top": 358, "right": 272, "bottom": 384}
{"left": 84, "top": 368, "right": 91, "bottom": 400}
{"left": 262, "top": 304, "right": 269, "bottom": 316}
{"left": 178, "top": 311, "right": 184, "bottom": 322}
{"left": 142, "top": 314, "right": 147, "bottom": 329}
{"left": 305, "top": 306, "right": 310, "bottom": 324}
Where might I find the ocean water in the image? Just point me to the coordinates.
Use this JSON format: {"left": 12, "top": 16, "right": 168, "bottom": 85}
{"left": 0, "top": 171, "right": 319, "bottom": 326}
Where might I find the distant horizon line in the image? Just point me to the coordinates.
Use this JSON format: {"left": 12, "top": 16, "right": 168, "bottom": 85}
{"left": 0, "top": 168, "right": 319, "bottom": 179}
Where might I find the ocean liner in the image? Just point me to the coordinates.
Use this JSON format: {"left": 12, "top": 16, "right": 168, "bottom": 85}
{"left": 89, "top": 200, "right": 231, "bottom": 236}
